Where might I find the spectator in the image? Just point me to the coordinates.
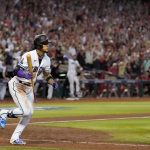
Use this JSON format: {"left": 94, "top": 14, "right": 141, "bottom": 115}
{"left": 0, "top": 0, "right": 149, "bottom": 98}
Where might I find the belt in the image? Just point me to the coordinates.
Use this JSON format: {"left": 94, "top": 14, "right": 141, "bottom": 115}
{"left": 18, "top": 80, "right": 31, "bottom": 86}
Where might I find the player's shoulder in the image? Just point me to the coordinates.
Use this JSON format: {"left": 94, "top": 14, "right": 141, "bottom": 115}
{"left": 43, "top": 53, "right": 51, "bottom": 61}
{"left": 22, "top": 50, "right": 36, "bottom": 57}
{"left": 29, "top": 50, "right": 37, "bottom": 55}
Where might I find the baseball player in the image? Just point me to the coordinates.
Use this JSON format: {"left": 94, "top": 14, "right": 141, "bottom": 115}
{"left": 67, "top": 54, "right": 83, "bottom": 100}
{"left": 0, "top": 34, "right": 57, "bottom": 145}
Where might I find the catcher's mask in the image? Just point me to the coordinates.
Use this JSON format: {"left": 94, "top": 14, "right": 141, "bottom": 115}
{"left": 34, "top": 34, "right": 50, "bottom": 51}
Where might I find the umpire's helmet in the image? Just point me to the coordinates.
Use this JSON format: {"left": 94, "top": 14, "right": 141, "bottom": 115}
{"left": 34, "top": 34, "right": 50, "bottom": 49}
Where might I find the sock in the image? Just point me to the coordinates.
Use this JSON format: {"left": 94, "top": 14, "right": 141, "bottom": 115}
{"left": 10, "top": 116, "right": 31, "bottom": 141}
{"left": 7, "top": 110, "right": 17, "bottom": 118}
{"left": 0, "top": 109, "right": 9, "bottom": 119}
{"left": 10, "top": 123, "right": 25, "bottom": 141}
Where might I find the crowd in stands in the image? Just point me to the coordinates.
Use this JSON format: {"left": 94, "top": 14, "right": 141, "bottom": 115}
{"left": 0, "top": 0, "right": 150, "bottom": 99}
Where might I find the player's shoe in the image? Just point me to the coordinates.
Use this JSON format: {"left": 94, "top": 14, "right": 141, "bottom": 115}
{"left": 66, "top": 97, "right": 79, "bottom": 100}
{"left": 0, "top": 117, "right": 6, "bottom": 128}
{"left": 66, "top": 96, "right": 76, "bottom": 100}
{"left": 10, "top": 139, "right": 26, "bottom": 145}
{"left": 0, "top": 110, "right": 7, "bottom": 129}
{"left": 66, "top": 94, "right": 79, "bottom": 101}
{"left": 74, "top": 97, "right": 79, "bottom": 100}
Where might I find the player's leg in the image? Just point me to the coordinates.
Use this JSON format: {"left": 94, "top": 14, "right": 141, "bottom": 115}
{"left": 0, "top": 109, "right": 9, "bottom": 128}
{"left": 8, "top": 80, "right": 33, "bottom": 117}
{"left": 10, "top": 115, "right": 31, "bottom": 145}
{"left": 0, "top": 82, "right": 33, "bottom": 132}
{"left": 0, "top": 77, "right": 34, "bottom": 144}
{"left": 74, "top": 76, "right": 81, "bottom": 97}
{"left": 34, "top": 82, "right": 40, "bottom": 95}
{"left": 47, "top": 84, "right": 53, "bottom": 99}
{"left": 10, "top": 85, "right": 34, "bottom": 144}
{"left": 0, "top": 79, "right": 24, "bottom": 128}
{"left": 67, "top": 75, "right": 75, "bottom": 97}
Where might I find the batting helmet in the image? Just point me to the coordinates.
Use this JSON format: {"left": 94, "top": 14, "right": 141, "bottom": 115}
{"left": 34, "top": 34, "right": 50, "bottom": 49}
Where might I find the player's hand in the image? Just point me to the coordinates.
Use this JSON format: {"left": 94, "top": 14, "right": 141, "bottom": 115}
{"left": 24, "top": 73, "right": 33, "bottom": 80}
{"left": 52, "top": 82, "right": 58, "bottom": 89}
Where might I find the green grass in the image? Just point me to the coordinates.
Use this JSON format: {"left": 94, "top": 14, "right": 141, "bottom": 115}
{"left": 1, "top": 100, "right": 150, "bottom": 145}
{"left": 33, "top": 101, "right": 150, "bottom": 118}
{"left": 2, "top": 101, "right": 150, "bottom": 119}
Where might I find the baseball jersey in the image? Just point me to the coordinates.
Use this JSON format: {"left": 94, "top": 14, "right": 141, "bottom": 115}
{"left": 16, "top": 50, "right": 51, "bottom": 83}
{"left": 67, "top": 58, "right": 80, "bottom": 76}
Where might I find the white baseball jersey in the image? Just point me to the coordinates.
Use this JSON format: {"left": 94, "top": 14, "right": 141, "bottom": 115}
{"left": 16, "top": 50, "right": 51, "bottom": 83}
{"left": 67, "top": 58, "right": 80, "bottom": 76}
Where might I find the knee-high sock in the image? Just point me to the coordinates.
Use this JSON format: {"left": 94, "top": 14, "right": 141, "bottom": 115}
{"left": 10, "top": 115, "right": 31, "bottom": 141}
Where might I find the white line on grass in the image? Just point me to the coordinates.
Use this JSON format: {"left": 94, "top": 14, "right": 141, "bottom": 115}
{"left": 6, "top": 115, "right": 150, "bottom": 126}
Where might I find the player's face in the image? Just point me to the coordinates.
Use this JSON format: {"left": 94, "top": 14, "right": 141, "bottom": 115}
{"left": 42, "top": 44, "right": 49, "bottom": 53}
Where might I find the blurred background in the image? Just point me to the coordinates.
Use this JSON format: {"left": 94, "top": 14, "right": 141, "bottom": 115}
{"left": 0, "top": 0, "right": 150, "bottom": 100}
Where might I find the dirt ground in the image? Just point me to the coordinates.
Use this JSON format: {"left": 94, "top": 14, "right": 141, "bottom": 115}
{"left": 1, "top": 97, "right": 150, "bottom": 150}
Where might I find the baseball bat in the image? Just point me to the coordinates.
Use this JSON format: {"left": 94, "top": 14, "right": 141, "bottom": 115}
{"left": 26, "top": 53, "right": 34, "bottom": 89}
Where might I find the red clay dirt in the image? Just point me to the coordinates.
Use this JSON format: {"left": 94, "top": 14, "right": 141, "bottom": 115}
{"left": 1, "top": 97, "right": 150, "bottom": 150}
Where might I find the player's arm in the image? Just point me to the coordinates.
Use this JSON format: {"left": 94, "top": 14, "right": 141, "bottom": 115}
{"left": 14, "top": 63, "right": 32, "bottom": 80}
{"left": 13, "top": 53, "right": 32, "bottom": 80}
{"left": 43, "top": 71, "right": 54, "bottom": 84}
{"left": 76, "top": 61, "right": 83, "bottom": 75}
{"left": 43, "top": 71, "right": 58, "bottom": 89}
{"left": 43, "top": 57, "right": 58, "bottom": 89}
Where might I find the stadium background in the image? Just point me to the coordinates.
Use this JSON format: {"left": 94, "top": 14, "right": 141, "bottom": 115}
{"left": 0, "top": 0, "right": 150, "bottom": 150}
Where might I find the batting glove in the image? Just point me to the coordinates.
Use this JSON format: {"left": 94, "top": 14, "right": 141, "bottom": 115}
{"left": 52, "top": 82, "right": 58, "bottom": 89}
{"left": 17, "top": 70, "right": 32, "bottom": 80}
{"left": 24, "top": 73, "right": 33, "bottom": 80}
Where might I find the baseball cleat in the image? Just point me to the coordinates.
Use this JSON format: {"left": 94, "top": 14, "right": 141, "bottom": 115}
{"left": 10, "top": 139, "right": 26, "bottom": 145}
{"left": 0, "top": 117, "right": 6, "bottom": 128}
{"left": 66, "top": 97, "right": 79, "bottom": 101}
{"left": 74, "top": 97, "right": 79, "bottom": 100}
{"left": 0, "top": 110, "right": 8, "bottom": 129}
{"left": 66, "top": 97, "right": 76, "bottom": 100}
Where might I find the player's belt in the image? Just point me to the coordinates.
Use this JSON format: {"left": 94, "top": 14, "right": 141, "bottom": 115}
{"left": 18, "top": 80, "right": 31, "bottom": 86}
